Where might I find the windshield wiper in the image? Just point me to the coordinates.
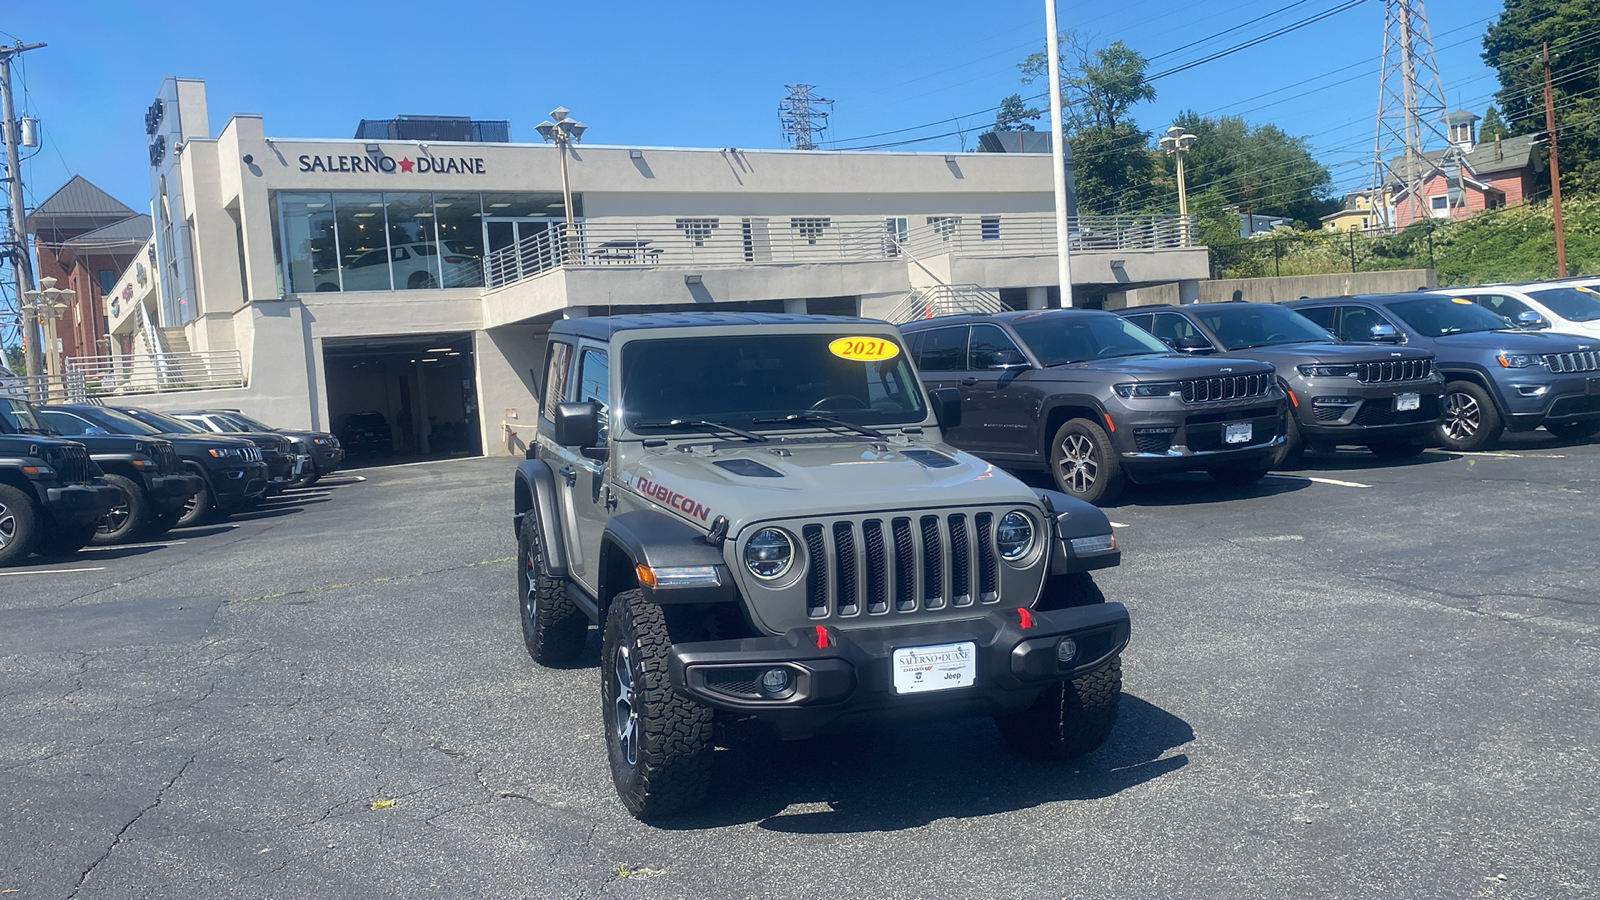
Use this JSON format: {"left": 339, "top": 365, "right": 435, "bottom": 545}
{"left": 634, "top": 418, "right": 768, "bottom": 443}
{"left": 751, "top": 412, "right": 885, "bottom": 439}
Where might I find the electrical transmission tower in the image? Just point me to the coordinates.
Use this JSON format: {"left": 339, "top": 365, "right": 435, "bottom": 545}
{"left": 1370, "top": 0, "right": 1454, "bottom": 232}
{"left": 779, "top": 84, "right": 832, "bottom": 150}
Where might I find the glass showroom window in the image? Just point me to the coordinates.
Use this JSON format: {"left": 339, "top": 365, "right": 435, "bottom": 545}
{"left": 335, "top": 193, "right": 391, "bottom": 291}
{"left": 433, "top": 193, "right": 485, "bottom": 287}
{"left": 383, "top": 192, "right": 443, "bottom": 290}
{"left": 277, "top": 192, "right": 338, "bottom": 294}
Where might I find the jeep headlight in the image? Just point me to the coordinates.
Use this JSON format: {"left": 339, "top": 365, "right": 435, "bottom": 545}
{"left": 995, "top": 511, "right": 1035, "bottom": 562}
{"left": 744, "top": 528, "right": 796, "bottom": 580}
{"left": 1496, "top": 353, "right": 1542, "bottom": 368}
{"left": 1297, "top": 364, "right": 1359, "bottom": 378}
{"left": 1113, "top": 381, "right": 1183, "bottom": 399}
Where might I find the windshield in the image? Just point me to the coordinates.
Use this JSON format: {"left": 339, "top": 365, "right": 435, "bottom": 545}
{"left": 204, "top": 413, "right": 256, "bottom": 432}
{"left": 227, "top": 412, "right": 277, "bottom": 431}
{"left": 82, "top": 407, "right": 167, "bottom": 435}
{"left": 620, "top": 333, "right": 926, "bottom": 432}
{"left": 1010, "top": 313, "right": 1170, "bottom": 365}
{"left": 1388, "top": 296, "right": 1513, "bottom": 336}
{"left": 119, "top": 407, "right": 206, "bottom": 434}
{"left": 1528, "top": 287, "right": 1600, "bottom": 323}
{"left": 1194, "top": 304, "right": 1336, "bottom": 349}
{"left": 1, "top": 398, "right": 51, "bottom": 435}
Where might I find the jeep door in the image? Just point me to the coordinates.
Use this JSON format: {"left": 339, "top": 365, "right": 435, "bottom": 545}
{"left": 950, "top": 323, "right": 1043, "bottom": 455}
{"left": 545, "top": 341, "right": 613, "bottom": 593}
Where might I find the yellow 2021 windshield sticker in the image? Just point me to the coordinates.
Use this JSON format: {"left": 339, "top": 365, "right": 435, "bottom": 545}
{"left": 829, "top": 336, "right": 901, "bottom": 361}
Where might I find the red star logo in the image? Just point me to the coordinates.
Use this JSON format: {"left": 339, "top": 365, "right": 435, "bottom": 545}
{"left": 398, "top": 157, "right": 414, "bottom": 172}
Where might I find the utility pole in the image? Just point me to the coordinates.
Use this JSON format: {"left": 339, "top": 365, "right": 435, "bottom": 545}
{"left": 1045, "top": 0, "right": 1074, "bottom": 307}
{"left": 1370, "top": 1, "right": 1450, "bottom": 232}
{"left": 2, "top": 40, "right": 46, "bottom": 378}
{"left": 1542, "top": 41, "right": 1567, "bottom": 278}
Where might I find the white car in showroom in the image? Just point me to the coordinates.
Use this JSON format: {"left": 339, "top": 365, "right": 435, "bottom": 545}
{"left": 317, "top": 241, "right": 482, "bottom": 292}
{"left": 1432, "top": 281, "right": 1600, "bottom": 339}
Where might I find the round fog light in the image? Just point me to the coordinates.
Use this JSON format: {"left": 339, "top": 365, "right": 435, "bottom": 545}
{"left": 761, "top": 668, "right": 792, "bottom": 693}
{"left": 1055, "top": 638, "right": 1078, "bottom": 664}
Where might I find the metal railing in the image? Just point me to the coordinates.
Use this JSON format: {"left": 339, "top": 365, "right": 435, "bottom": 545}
{"left": 63, "top": 349, "right": 246, "bottom": 396}
{"left": 0, "top": 371, "right": 89, "bottom": 404}
{"left": 900, "top": 214, "right": 1196, "bottom": 258}
{"left": 886, "top": 284, "right": 1007, "bottom": 324}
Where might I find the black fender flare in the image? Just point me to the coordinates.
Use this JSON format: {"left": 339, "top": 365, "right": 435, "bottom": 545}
{"left": 1034, "top": 488, "right": 1122, "bottom": 574}
{"left": 600, "top": 509, "right": 736, "bottom": 606}
{"left": 513, "top": 458, "right": 569, "bottom": 579}
{"left": 1039, "top": 396, "right": 1116, "bottom": 452}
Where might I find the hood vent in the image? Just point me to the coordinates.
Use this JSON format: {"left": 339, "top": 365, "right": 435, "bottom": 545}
{"left": 900, "top": 448, "right": 959, "bottom": 469}
{"left": 713, "top": 458, "right": 785, "bottom": 478}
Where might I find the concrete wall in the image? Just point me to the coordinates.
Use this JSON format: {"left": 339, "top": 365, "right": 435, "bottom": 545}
{"left": 1107, "top": 268, "right": 1438, "bottom": 308}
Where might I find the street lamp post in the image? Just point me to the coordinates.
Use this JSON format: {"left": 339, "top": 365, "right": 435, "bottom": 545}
{"left": 1159, "top": 125, "right": 1197, "bottom": 246}
{"left": 20, "top": 275, "right": 72, "bottom": 400}
{"left": 536, "top": 107, "right": 587, "bottom": 265}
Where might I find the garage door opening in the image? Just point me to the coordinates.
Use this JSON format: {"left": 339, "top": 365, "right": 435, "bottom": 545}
{"left": 323, "top": 333, "right": 481, "bottom": 466}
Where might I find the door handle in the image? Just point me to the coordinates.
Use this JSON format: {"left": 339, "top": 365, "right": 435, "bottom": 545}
{"left": 558, "top": 465, "right": 577, "bottom": 487}
{"left": 960, "top": 377, "right": 978, "bottom": 386}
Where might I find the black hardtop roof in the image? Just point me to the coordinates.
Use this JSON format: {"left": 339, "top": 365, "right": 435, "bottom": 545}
{"left": 551, "top": 312, "right": 883, "bottom": 341}
{"left": 900, "top": 308, "right": 1117, "bottom": 330}
{"left": 1287, "top": 292, "right": 1445, "bottom": 306}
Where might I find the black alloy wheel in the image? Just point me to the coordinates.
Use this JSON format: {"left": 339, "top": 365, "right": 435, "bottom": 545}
{"left": 1438, "top": 381, "right": 1503, "bottom": 452}
{"left": 0, "top": 484, "right": 40, "bottom": 567}
{"left": 175, "top": 470, "right": 217, "bottom": 528}
{"left": 91, "top": 474, "right": 147, "bottom": 545}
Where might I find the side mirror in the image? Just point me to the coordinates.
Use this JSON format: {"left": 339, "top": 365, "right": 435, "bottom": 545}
{"left": 929, "top": 387, "right": 962, "bottom": 430}
{"left": 1167, "top": 333, "right": 1213, "bottom": 353}
{"left": 1368, "top": 323, "right": 1404, "bottom": 343}
{"left": 551, "top": 401, "right": 600, "bottom": 448}
{"left": 1514, "top": 310, "right": 1549, "bottom": 329}
{"left": 990, "top": 348, "right": 1030, "bottom": 370}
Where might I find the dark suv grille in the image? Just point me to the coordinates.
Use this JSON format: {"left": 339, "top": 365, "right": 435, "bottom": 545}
{"left": 153, "top": 442, "right": 181, "bottom": 474}
{"left": 1181, "top": 373, "right": 1271, "bottom": 403}
{"left": 800, "top": 512, "right": 1000, "bottom": 620}
{"left": 1355, "top": 359, "right": 1432, "bottom": 383}
{"left": 48, "top": 444, "right": 94, "bottom": 485}
{"left": 1543, "top": 350, "right": 1600, "bottom": 374}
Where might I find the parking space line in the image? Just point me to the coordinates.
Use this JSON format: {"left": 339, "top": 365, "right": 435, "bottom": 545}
{"left": 80, "top": 541, "right": 187, "bottom": 551}
{"left": 1454, "top": 451, "right": 1567, "bottom": 459}
{"left": 0, "top": 567, "right": 106, "bottom": 577}
{"left": 1109, "top": 522, "right": 1129, "bottom": 528}
{"left": 1266, "top": 474, "right": 1372, "bottom": 488}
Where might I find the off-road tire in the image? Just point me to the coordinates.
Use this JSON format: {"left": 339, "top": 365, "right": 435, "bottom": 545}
{"left": 1368, "top": 439, "right": 1427, "bottom": 459}
{"left": 602, "top": 588, "right": 715, "bottom": 820}
{"left": 147, "top": 507, "right": 185, "bottom": 539}
{"left": 517, "top": 516, "right": 587, "bottom": 664}
{"left": 1544, "top": 420, "right": 1600, "bottom": 441}
{"left": 1049, "top": 418, "right": 1124, "bottom": 506}
{"left": 1438, "top": 380, "right": 1502, "bottom": 452}
{"left": 91, "top": 474, "right": 147, "bottom": 546}
{"left": 0, "top": 484, "right": 41, "bottom": 567}
{"left": 996, "top": 657, "right": 1122, "bottom": 760}
{"left": 42, "top": 521, "right": 98, "bottom": 556}
{"left": 1035, "top": 571, "right": 1107, "bottom": 611}
{"left": 176, "top": 470, "right": 218, "bottom": 528}
{"left": 1207, "top": 463, "right": 1271, "bottom": 486}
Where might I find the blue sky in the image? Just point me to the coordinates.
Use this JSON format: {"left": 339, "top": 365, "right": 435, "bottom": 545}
{"left": 5, "top": 0, "right": 1507, "bottom": 214}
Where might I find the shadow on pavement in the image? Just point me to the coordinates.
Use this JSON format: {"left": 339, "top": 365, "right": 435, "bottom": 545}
{"left": 657, "top": 694, "right": 1192, "bottom": 832}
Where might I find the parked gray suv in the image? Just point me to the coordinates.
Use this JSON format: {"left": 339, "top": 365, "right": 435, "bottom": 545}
{"left": 1117, "top": 302, "right": 1443, "bottom": 463}
{"left": 1287, "top": 293, "right": 1600, "bottom": 450}
{"left": 513, "top": 313, "right": 1129, "bottom": 819}
{"left": 900, "top": 309, "right": 1288, "bottom": 505}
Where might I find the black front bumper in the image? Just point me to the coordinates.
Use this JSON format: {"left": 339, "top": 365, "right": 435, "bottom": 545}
{"left": 208, "top": 461, "right": 269, "bottom": 508}
{"left": 1296, "top": 389, "right": 1443, "bottom": 444}
{"left": 1117, "top": 403, "right": 1287, "bottom": 479}
{"left": 146, "top": 472, "right": 205, "bottom": 511}
{"left": 43, "top": 483, "right": 122, "bottom": 527}
{"left": 669, "top": 603, "right": 1130, "bottom": 740}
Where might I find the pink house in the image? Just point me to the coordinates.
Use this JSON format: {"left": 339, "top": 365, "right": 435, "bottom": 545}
{"left": 1389, "top": 110, "right": 1541, "bottom": 230}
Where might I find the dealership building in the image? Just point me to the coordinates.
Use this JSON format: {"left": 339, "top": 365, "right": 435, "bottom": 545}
{"left": 88, "top": 77, "right": 1204, "bottom": 460}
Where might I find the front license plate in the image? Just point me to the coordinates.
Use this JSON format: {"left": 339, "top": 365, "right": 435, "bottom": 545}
{"left": 1224, "top": 422, "right": 1253, "bottom": 444}
{"left": 892, "top": 642, "right": 976, "bottom": 694}
{"left": 1395, "top": 392, "right": 1421, "bottom": 411}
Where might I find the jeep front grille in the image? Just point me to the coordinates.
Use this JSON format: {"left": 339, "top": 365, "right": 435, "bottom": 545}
{"left": 1543, "top": 350, "right": 1600, "bottom": 374}
{"left": 48, "top": 444, "right": 94, "bottom": 485}
{"left": 801, "top": 512, "right": 1000, "bottom": 620}
{"left": 1181, "top": 373, "right": 1271, "bottom": 403}
{"left": 154, "top": 442, "right": 181, "bottom": 474}
{"left": 1355, "top": 359, "right": 1432, "bottom": 383}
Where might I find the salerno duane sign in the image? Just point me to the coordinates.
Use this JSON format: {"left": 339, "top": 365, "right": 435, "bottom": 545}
{"left": 298, "top": 153, "right": 486, "bottom": 175}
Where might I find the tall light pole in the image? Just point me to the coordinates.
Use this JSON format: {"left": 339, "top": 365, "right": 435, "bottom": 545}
{"left": 1044, "top": 1, "right": 1074, "bottom": 307}
{"left": 536, "top": 107, "right": 587, "bottom": 265}
{"left": 1160, "top": 125, "right": 1198, "bottom": 246}
{"left": 21, "top": 276, "right": 70, "bottom": 393}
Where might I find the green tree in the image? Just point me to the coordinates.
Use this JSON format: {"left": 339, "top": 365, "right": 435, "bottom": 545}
{"left": 993, "top": 94, "right": 1039, "bottom": 132}
{"left": 1483, "top": 0, "right": 1600, "bottom": 194}
{"left": 1017, "top": 34, "right": 1158, "bottom": 214}
{"left": 1163, "top": 111, "right": 1337, "bottom": 228}
{"left": 1480, "top": 104, "right": 1509, "bottom": 142}
{"left": 3, "top": 343, "right": 22, "bottom": 375}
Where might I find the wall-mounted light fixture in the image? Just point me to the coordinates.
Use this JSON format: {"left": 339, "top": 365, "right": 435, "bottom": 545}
{"left": 629, "top": 149, "right": 644, "bottom": 159}
{"left": 242, "top": 154, "right": 254, "bottom": 165}
{"left": 684, "top": 274, "right": 703, "bottom": 285}
{"left": 944, "top": 155, "right": 956, "bottom": 163}
{"left": 1110, "top": 259, "right": 1126, "bottom": 270}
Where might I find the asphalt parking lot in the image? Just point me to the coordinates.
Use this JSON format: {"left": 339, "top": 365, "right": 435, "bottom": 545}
{"left": 3, "top": 440, "right": 1598, "bottom": 900}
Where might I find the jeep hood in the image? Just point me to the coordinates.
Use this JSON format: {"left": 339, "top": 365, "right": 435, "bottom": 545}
{"left": 1046, "top": 355, "right": 1274, "bottom": 379}
{"left": 1430, "top": 330, "right": 1600, "bottom": 353}
{"left": 1227, "top": 341, "right": 1433, "bottom": 367}
{"left": 619, "top": 437, "right": 1041, "bottom": 533}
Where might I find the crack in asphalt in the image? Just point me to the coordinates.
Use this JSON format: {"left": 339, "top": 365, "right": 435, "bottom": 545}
{"left": 55, "top": 520, "right": 290, "bottom": 608}
{"left": 67, "top": 754, "right": 196, "bottom": 899}
{"left": 225, "top": 556, "right": 515, "bottom": 605}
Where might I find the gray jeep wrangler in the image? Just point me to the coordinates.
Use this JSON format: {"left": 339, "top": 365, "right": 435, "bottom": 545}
{"left": 513, "top": 313, "right": 1130, "bottom": 819}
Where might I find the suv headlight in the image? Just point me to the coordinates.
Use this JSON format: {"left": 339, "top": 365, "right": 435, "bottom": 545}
{"left": 208, "top": 447, "right": 248, "bottom": 459}
{"left": 1297, "top": 364, "right": 1359, "bottom": 378}
{"left": 744, "top": 528, "right": 796, "bottom": 580}
{"left": 1496, "top": 353, "right": 1542, "bottom": 368}
{"left": 1113, "top": 381, "right": 1183, "bottom": 399}
{"left": 995, "top": 511, "right": 1035, "bottom": 562}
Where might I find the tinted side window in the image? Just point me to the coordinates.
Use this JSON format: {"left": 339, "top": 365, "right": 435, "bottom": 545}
{"left": 1149, "top": 313, "right": 1208, "bottom": 348}
{"left": 577, "top": 348, "right": 610, "bottom": 442}
{"left": 917, "top": 326, "right": 968, "bottom": 372}
{"left": 1121, "top": 313, "right": 1154, "bottom": 333}
{"left": 1336, "top": 306, "right": 1393, "bottom": 342}
{"left": 1468, "top": 294, "right": 1531, "bottom": 319}
{"left": 1296, "top": 306, "right": 1337, "bottom": 331}
{"left": 968, "top": 324, "right": 1023, "bottom": 369}
{"left": 541, "top": 340, "right": 574, "bottom": 420}
{"left": 40, "top": 410, "right": 91, "bottom": 435}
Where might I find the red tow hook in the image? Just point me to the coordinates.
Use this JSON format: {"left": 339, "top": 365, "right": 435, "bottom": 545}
{"left": 1017, "top": 607, "right": 1034, "bottom": 629}
{"left": 814, "top": 625, "right": 831, "bottom": 648}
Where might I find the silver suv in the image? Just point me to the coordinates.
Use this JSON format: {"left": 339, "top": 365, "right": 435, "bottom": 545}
{"left": 512, "top": 313, "right": 1130, "bottom": 819}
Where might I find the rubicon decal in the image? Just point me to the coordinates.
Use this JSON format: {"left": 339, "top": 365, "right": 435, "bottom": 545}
{"left": 633, "top": 476, "right": 711, "bottom": 521}
{"left": 297, "top": 154, "right": 487, "bottom": 175}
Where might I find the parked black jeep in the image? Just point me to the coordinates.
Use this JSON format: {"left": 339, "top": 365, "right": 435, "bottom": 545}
{"left": 0, "top": 391, "right": 120, "bottom": 566}
{"left": 32, "top": 409, "right": 201, "bottom": 544}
